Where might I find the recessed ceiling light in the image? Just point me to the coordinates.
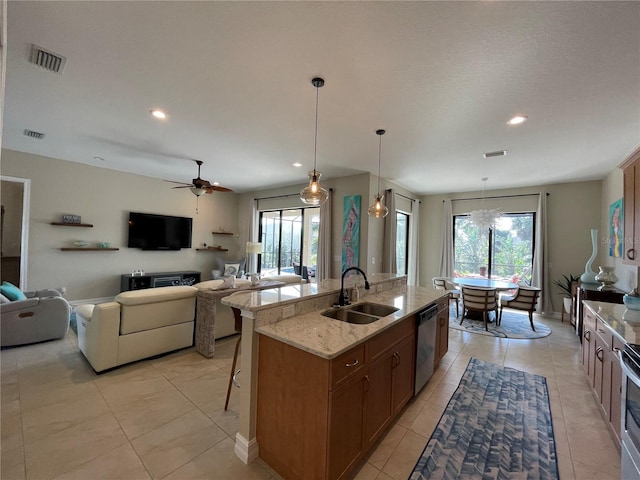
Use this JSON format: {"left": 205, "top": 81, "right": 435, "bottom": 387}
{"left": 507, "top": 115, "right": 528, "bottom": 125}
{"left": 292, "top": 162, "right": 303, "bottom": 167}
{"left": 483, "top": 150, "right": 507, "bottom": 158}
{"left": 149, "top": 108, "right": 167, "bottom": 119}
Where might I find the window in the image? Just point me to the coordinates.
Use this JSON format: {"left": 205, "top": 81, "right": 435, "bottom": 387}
{"left": 396, "top": 212, "right": 409, "bottom": 275}
{"left": 258, "top": 207, "right": 320, "bottom": 280}
{"left": 453, "top": 213, "right": 535, "bottom": 284}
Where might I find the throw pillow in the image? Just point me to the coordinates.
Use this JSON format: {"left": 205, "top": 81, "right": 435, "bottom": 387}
{"left": 0, "top": 293, "right": 11, "bottom": 304}
{"left": 224, "top": 263, "right": 241, "bottom": 277}
{"left": 0, "top": 281, "right": 27, "bottom": 301}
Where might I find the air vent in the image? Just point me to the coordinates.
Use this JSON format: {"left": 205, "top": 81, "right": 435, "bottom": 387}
{"left": 23, "top": 129, "right": 45, "bottom": 140}
{"left": 29, "top": 45, "right": 67, "bottom": 74}
{"left": 483, "top": 150, "right": 507, "bottom": 158}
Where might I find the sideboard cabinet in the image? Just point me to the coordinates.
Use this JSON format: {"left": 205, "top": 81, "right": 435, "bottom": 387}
{"left": 120, "top": 270, "right": 201, "bottom": 291}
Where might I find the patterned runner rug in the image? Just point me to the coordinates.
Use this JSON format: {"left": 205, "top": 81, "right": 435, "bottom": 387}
{"left": 409, "top": 358, "right": 559, "bottom": 480}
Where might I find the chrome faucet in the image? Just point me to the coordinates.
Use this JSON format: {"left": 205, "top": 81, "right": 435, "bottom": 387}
{"left": 338, "top": 267, "right": 371, "bottom": 306}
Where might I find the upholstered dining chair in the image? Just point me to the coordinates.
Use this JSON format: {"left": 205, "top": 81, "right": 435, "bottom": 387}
{"left": 498, "top": 286, "right": 541, "bottom": 331}
{"left": 460, "top": 286, "right": 498, "bottom": 331}
{"left": 432, "top": 277, "right": 460, "bottom": 317}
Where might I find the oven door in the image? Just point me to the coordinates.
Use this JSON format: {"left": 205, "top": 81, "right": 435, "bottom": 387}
{"left": 619, "top": 350, "right": 640, "bottom": 480}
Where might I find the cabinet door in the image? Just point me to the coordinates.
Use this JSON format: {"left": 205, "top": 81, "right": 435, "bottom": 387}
{"left": 392, "top": 335, "right": 415, "bottom": 415}
{"left": 611, "top": 338, "right": 624, "bottom": 444}
{"left": 582, "top": 311, "right": 596, "bottom": 382}
{"left": 623, "top": 161, "right": 640, "bottom": 264}
{"left": 328, "top": 375, "right": 365, "bottom": 480}
{"left": 363, "top": 355, "right": 393, "bottom": 447}
{"left": 436, "top": 310, "right": 449, "bottom": 365}
{"left": 593, "top": 333, "right": 607, "bottom": 406}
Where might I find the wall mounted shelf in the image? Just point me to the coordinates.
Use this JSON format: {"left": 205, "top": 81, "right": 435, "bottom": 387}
{"left": 196, "top": 247, "right": 229, "bottom": 252}
{"left": 51, "top": 222, "right": 94, "bottom": 227}
{"left": 212, "top": 231, "right": 234, "bottom": 236}
{"left": 60, "top": 247, "right": 119, "bottom": 251}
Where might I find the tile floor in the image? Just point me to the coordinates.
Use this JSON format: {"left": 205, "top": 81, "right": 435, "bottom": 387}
{"left": 1, "top": 312, "right": 620, "bottom": 480}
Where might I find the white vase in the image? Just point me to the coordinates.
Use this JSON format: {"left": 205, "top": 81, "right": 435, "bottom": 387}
{"left": 580, "top": 229, "right": 599, "bottom": 284}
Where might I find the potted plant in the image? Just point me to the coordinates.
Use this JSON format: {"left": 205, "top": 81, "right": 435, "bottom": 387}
{"left": 553, "top": 274, "right": 580, "bottom": 315}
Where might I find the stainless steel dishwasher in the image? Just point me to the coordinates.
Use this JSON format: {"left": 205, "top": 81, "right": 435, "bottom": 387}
{"left": 415, "top": 304, "right": 438, "bottom": 395}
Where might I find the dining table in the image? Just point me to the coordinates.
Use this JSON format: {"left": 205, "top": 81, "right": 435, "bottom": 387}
{"left": 451, "top": 277, "right": 519, "bottom": 291}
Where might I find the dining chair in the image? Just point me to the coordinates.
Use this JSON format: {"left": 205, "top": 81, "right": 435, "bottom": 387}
{"left": 460, "top": 286, "right": 498, "bottom": 331}
{"left": 498, "top": 286, "right": 541, "bottom": 331}
{"left": 432, "top": 277, "right": 460, "bottom": 317}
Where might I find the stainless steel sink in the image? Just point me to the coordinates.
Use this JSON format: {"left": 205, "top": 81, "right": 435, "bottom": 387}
{"left": 321, "top": 302, "right": 399, "bottom": 324}
{"left": 349, "top": 302, "right": 398, "bottom": 318}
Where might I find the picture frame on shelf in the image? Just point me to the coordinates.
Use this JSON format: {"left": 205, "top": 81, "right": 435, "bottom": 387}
{"left": 62, "top": 214, "right": 81, "bottom": 224}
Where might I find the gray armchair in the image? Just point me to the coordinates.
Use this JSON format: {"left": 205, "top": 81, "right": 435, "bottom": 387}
{"left": 1, "top": 289, "right": 71, "bottom": 347}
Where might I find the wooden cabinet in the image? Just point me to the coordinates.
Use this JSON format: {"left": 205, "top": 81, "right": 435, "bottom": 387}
{"left": 620, "top": 146, "right": 640, "bottom": 265}
{"left": 435, "top": 296, "right": 449, "bottom": 365}
{"left": 257, "top": 316, "right": 416, "bottom": 480}
{"left": 581, "top": 305, "right": 623, "bottom": 449}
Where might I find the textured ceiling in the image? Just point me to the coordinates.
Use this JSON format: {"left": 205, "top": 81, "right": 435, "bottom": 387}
{"left": 3, "top": 1, "right": 639, "bottom": 194}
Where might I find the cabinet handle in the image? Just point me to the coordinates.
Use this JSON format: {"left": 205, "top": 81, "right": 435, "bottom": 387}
{"left": 364, "top": 374, "right": 370, "bottom": 392}
{"left": 345, "top": 359, "right": 359, "bottom": 368}
{"left": 596, "top": 346, "right": 604, "bottom": 362}
{"left": 392, "top": 352, "right": 400, "bottom": 367}
{"left": 614, "top": 347, "right": 622, "bottom": 353}
{"left": 627, "top": 248, "right": 636, "bottom": 260}
{"left": 597, "top": 328, "right": 606, "bottom": 334}
{"left": 584, "top": 330, "right": 591, "bottom": 341}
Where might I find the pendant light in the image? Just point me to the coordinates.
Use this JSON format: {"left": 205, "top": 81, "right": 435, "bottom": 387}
{"left": 300, "top": 77, "right": 329, "bottom": 206}
{"left": 368, "top": 129, "right": 389, "bottom": 218}
{"left": 469, "top": 177, "right": 502, "bottom": 229}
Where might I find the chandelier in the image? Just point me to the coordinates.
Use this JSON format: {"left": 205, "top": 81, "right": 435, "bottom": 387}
{"left": 469, "top": 177, "right": 501, "bottom": 229}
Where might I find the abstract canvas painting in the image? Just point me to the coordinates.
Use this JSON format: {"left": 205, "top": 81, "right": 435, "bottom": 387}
{"left": 342, "top": 195, "right": 361, "bottom": 271}
{"left": 610, "top": 198, "right": 623, "bottom": 257}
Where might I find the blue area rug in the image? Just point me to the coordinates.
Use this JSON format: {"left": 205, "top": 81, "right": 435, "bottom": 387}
{"left": 449, "top": 307, "right": 551, "bottom": 339}
{"left": 409, "top": 358, "right": 559, "bottom": 480}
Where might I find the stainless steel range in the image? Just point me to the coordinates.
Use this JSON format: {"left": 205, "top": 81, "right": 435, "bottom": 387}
{"left": 619, "top": 343, "right": 640, "bottom": 479}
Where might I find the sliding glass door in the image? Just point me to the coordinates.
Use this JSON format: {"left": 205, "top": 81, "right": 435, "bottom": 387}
{"left": 453, "top": 212, "right": 535, "bottom": 284}
{"left": 259, "top": 207, "right": 319, "bottom": 281}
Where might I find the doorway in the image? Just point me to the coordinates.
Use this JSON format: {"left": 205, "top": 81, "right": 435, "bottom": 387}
{"left": 1, "top": 176, "right": 31, "bottom": 289}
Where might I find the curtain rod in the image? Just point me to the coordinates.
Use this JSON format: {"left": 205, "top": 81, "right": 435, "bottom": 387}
{"left": 255, "top": 188, "right": 334, "bottom": 202}
{"left": 386, "top": 189, "right": 419, "bottom": 202}
{"left": 448, "top": 192, "right": 548, "bottom": 202}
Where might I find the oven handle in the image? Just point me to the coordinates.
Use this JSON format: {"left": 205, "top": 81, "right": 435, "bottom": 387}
{"left": 619, "top": 350, "right": 640, "bottom": 388}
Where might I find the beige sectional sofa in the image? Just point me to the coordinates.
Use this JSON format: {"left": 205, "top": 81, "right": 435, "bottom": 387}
{"left": 76, "top": 285, "right": 197, "bottom": 372}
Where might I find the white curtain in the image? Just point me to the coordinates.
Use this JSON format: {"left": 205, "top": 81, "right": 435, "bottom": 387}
{"left": 247, "top": 197, "right": 259, "bottom": 273}
{"left": 439, "top": 199, "right": 454, "bottom": 277}
{"left": 382, "top": 189, "right": 397, "bottom": 273}
{"left": 317, "top": 189, "right": 333, "bottom": 281}
{"left": 407, "top": 199, "right": 420, "bottom": 286}
{"left": 533, "top": 191, "right": 552, "bottom": 313}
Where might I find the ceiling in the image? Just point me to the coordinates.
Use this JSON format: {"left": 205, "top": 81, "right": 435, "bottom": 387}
{"left": 3, "top": 1, "right": 639, "bottom": 195}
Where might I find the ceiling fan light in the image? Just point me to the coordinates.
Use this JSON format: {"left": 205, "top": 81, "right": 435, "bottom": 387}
{"left": 367, "top": 194, "right": 389, "bottom": 218}
{"left": 190, "top": 187, "right": 206, "bottom": 197}
{"left": 300, "top": 171, "right": 329, "bottom": 205}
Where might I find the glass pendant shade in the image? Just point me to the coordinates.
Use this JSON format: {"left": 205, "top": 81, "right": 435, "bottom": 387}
{"left": 469, "top": 177, "right": 501, "bottom": 229}
{"left": 300, "top": 170, "right": 329, "bottom": 206}
{"left": 367, "top": 193, "right": 389, "bottom": 218}
{"left": 300, "top": 77, "right": 329, "bottom": 206}
{"left": 368, "top": 129, "right": 389, "bottom": 218}
{"left": 190, "top": 187, "right": 206, "bottom": 197}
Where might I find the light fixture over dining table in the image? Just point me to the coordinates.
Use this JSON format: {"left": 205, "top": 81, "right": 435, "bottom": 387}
{"left": 469, "top": 177, "right": 502, "bottom": 229}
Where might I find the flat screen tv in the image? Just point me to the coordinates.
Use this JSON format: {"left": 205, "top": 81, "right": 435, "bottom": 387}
{"left": 127, "top": 212, "right": 192, "bottom": 250}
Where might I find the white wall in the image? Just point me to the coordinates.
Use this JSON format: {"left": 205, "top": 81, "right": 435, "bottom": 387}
{"left": 1, "top": 149, "right": 241, "bottom": 300}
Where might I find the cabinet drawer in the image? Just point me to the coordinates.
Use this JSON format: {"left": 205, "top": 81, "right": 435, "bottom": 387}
{"left": 436, "top": 296, "right": 448, "bottom": 313}
{"left": 595, "top": 319, "right": 612, "bottom": 351}
{"left": 368, "top": 318, "right": 414, "bottom": 362}
{"left": 331, "top": 344, "right": 365, "bottom": 388}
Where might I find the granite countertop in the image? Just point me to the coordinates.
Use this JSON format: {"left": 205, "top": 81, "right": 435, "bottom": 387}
{"left": 583, "top": 300, "right": 640, "bottom": 344}
{"left": 253, "top": 285, "right": 446, "bottom": 359}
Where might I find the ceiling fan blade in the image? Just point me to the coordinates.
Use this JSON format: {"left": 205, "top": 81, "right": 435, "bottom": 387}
{"left": 172, "top": 185, "right": 194, "bottom": 189}
{"left": 165, "top": 179, "right": 193, "bottom": 186}
{"left": 209, "top": 185, "right": 234, "bottom": 192}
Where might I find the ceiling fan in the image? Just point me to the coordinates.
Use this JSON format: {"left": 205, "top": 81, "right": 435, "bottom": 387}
{"left": 166, "top": 160, "right": 233, "bottom": 196}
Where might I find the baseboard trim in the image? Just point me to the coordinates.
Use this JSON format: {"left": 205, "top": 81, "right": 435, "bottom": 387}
{"left": 235, "top": 432, "right": 259, "bottom": 464}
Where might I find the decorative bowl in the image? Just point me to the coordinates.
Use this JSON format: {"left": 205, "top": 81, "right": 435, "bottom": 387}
{"left": 623, "top": 293, "right": 640, "bottom": 311}
{"left": 98, "top": 242, "right": 111, "bottom": 248}
{"left": 73, "top": 240, "right": 89, "bottom": 247}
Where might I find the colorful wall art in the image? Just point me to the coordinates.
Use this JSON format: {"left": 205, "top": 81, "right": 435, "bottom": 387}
{"left": 342, "top": 195, "right": 361, "bottom": 271}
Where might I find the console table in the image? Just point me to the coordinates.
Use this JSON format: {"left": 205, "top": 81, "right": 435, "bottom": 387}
{"left": 575, "top": 283, "right": 625, "bottom": 342}
{"left": 120, "top": 271, "right": 201, "bottom": 292}
{"left": 195, "top": 281, "right": 286, "bottom": 358}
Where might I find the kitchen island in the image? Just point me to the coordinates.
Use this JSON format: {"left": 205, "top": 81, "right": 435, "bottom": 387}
{"left": 221, "top": 273, "right": 448, "bottom": 478}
